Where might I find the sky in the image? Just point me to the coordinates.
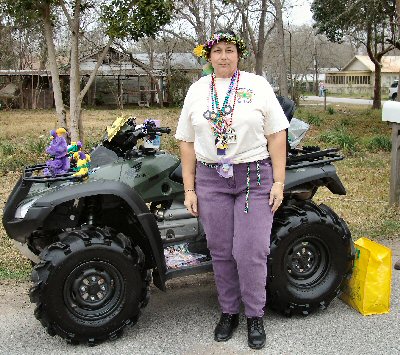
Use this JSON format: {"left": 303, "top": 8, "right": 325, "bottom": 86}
{"left": 287, "top": 0, "right": 314, "bottom": 26}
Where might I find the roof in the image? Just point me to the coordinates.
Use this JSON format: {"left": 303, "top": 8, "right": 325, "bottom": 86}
{"left": 133, "top": 53, "right": 201, "bottom": 70}
{"left": 79, "top": 46, "right": 200, "bottom": 72}
{"left": 78, "top": 49, "right": 201, "bottom": 76}
{"left": 341, "top": 55, "right": 400, "bottom": 73}
{"left": 0, "top": 69, "right": 52, "bottom": 76}
{"left": 79, "top": 60, "right": 164, "bottom": 77}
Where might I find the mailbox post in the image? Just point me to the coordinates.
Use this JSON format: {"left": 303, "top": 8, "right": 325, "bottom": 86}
{"left": 382, "top": 101, "right": 400, "bottom": 206}
{"left": 323, "top": 89, "right": 328, "bottom": 111}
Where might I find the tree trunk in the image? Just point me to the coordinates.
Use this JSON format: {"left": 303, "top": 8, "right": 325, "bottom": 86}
{"left": 255, "top": 0, "right": 267, "bottom": 75}
{"left": 275, "top": 0, "right": 288, "bottom": 96}
{"left": 69, "top": 3, "right": 82, "bottom": 142}
{"left": 372, "top": 62, "right": 382, "bottom": 109}
{"left": 366, "top": 27, "right": 389, "bottom": 109}
{"left": 210, "top": 0, "right": 215, "bottom": 34}
{"left": 42, "top": 5, "right": 67, "bottom": 128}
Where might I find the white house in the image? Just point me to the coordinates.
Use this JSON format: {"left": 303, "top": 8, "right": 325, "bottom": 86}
{"left": 325, "top": 55, "right": 400, "bottom": 95}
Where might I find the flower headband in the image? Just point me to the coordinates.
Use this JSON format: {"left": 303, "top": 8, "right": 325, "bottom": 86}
{"left": 193, "top": 32, "right": 249, "bottom": 60}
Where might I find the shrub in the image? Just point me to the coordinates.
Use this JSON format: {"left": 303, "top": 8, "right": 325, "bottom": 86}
{"left": 327, "top": 106, "right": 335, "bottom": 115}
{"left": 306, "top": 113, "right": 322, "bottom": 126}
{"left": 0, "top": 142, "right": 15, "bottom": 155}
{"left": 339, "top": 117, "right": 353, "bottom": 127}
{"left": 319, "top": 127, "right": 358, "bottom": 154}
{"left": 28, "top": 136, "right": 48, "bottom": 154}
{"left": 365, "top": 135, "right": 392, "bottom": 152}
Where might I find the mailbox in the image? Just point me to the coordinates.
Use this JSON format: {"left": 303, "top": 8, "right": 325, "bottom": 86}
{"left": 382, "top": 101, "right": 400, "bottom": 123}
{"left": 382, "top": 100, "right": 400, "bottom": 206}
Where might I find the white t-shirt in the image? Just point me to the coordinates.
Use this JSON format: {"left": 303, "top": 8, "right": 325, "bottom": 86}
{"left": 175, "top": 71, "right": 289, "bottom": 164}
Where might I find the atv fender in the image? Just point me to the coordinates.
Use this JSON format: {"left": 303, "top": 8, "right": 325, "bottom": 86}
{"left": 285, "top": 164, "right": 346, "bottom": 195}
{"left": 6, "top": 179, "right": 167, "bottom": 290}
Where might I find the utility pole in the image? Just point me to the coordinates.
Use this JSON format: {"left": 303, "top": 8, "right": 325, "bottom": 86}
{"left": 284, "top": 26, "right": 293, "bottom": 99}
{"left": 288, "top": 29, "right": 293, "bottom": 99}
{"left": 313, "top": 33, "right": 319, "bottom": 96}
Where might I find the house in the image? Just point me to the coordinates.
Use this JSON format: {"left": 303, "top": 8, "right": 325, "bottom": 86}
{"left": 78, "top": 49, "right": 200, "bottom": 106}
{"left": 324, "top": 55, "right": 400, "bottom": 95}
{"left": 0, "top": 69, "right": 54, "bottom": 109}
{"left": 0, "top": 47, "right": 201, "bottom": 109}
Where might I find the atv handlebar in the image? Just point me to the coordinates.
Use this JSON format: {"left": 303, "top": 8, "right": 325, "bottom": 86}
{"left": 145, "top": 126, "right": 171, "bottom": 135}
{"left": 103, "top": 118, "right": 172, "bottom": 156}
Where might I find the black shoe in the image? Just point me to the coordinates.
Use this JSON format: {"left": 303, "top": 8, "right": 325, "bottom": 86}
{"left": 214, "top": 313, "right": 239, "bottom": 342}
{"left": 247, "top": 317, "right": 266, "bottom": 350}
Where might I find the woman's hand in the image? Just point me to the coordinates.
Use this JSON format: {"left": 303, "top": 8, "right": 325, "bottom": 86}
{"left": 184, "top": 191, "right": 198, "bottom": 216}
{"left": 266, "top": 130, "right": 287, "bottom": 214}
{"left": 269, "top": 182, "right": 284, "bottom": 213}
{"left": 180, "top": 141, "right": 198, "bottom": 216}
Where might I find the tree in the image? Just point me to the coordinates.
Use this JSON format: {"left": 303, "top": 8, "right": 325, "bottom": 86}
{"left": 264, "top": 24, "right": 355, "bottom": 98}
{"left": 312, "top": 0, "right": 397, "bottom": 109}
{"left": 223, "top": 0, "right": 276, "bottom": 75}
{"left": 4, "top": 0, "right": 173, "bottom": 141}
{"left": 270, "top": 0, "right": 288, "bottom": 95}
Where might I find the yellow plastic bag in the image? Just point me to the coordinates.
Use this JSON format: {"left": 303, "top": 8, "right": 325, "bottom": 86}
{"left": 340, "top": 237, "right": 392, "bottom": 315}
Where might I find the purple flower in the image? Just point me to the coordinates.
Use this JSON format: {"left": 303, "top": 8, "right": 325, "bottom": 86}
{"left": 217, "top": 158, "right": 233, "bottom": 178}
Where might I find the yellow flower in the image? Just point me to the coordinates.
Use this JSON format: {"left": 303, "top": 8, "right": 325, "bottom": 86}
{"left": 193, "top": 44, "right": 204, "bottom": 57}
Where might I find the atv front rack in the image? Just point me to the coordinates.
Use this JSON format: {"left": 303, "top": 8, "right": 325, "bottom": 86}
{"left": 23, "top": 164, "right": 87, "bottom": 183}
{"left": 287, "top": 147, "right": 343, "bottom": 170}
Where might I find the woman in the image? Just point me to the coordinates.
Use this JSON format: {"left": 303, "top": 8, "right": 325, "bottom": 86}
{"left": 175, "top": 31, "right": 289, "bottom": 350}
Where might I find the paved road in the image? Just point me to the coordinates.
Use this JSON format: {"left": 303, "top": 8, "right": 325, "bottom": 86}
{"left": 0, "top": 249, "right": 399, "bottom": 355}
{"left": 303, "top": 95, "right": 389, "bottom": 106}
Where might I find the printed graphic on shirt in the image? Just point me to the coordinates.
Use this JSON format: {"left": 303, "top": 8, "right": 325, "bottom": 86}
{"left": 237, "top": 88, "right": 254, "bottom": 104}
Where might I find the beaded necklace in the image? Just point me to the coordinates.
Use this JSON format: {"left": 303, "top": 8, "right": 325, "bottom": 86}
{"left": 203, "top": 70, "right": 240, "bottom": 156}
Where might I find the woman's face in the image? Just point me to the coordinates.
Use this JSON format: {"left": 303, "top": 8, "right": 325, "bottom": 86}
{"left": 209, "top": 41, "right": 239, "bottom": 78}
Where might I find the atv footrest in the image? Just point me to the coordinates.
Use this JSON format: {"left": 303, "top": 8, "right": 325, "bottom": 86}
{"left": 165, "top": 260, "right": 213, "bottom": 280}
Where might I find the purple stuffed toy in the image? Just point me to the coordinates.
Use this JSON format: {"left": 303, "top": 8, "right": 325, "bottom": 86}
{"left": 44, "top": 129, "right": 70, "bottom": 176}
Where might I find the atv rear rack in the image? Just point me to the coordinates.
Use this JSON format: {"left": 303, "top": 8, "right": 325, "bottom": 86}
{"left": 287, "top": 147, "right": 343, "bottom": 170}
{"left": 23, "top": 164, "right": 87, "bottom": 183}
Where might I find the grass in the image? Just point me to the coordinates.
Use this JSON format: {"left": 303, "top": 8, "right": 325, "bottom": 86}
{"left": 319, "top": 128, "right": 358, "bottom": 154}
{"left": 0, "top": 104, "right": 399, "bottom": 280}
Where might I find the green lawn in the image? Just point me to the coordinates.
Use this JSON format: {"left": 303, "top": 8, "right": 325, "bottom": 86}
{"left": 0, "top": 104, "right": 399, "bottom": 280}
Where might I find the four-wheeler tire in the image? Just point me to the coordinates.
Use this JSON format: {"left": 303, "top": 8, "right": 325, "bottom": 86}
{"left": 30, "top": 227, "right": 148, "bottom": 345}
{"left": 267, "top": 201, "right": 354, "bottom": 316}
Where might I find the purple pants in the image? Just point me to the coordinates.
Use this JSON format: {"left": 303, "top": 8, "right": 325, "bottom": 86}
{"left": 196, "top": 160, "right": 274, "bottom": 317}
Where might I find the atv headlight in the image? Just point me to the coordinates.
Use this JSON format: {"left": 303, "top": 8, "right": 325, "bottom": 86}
{"left": 15, "top": 198, "right": 38, "bottom": 219}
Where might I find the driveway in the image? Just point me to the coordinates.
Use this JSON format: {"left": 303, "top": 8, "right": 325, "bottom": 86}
{"left": 0, "top": 242, "right": 399, "bottom": 355}
{"left": 303, "top": 95, "right": 388, "bottom": 106}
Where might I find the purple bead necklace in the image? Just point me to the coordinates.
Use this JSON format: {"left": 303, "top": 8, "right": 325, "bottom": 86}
{"left": 203, "top": 70, "right": 240, "bottom": 155}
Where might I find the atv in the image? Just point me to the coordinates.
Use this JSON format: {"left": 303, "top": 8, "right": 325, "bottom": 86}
{"left": 2, "top": 98, "right": 354, "bottom": 345}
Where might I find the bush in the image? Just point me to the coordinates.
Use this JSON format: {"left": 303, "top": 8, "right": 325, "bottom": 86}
{"left": 319, "top": 127, "right": 358, "bottom": 154}
{"left": 168, "top": 71, "right": 193, "bottom": 107}
{"left": 28, "top": 136, "right": 48, "bottom": 154}
{"left": 339, "top": 117, "right": 353, "bottom": 127}
{"left": 327, "top": 106, "right": 335, "bottom": 115}
{"left": 0, "top": 142, "right": 15, "bottom": 155}
{"left": 365, "top": 135, "right": 392, "bottom": 152}
{"left": 306, "top": 113, "right": 322, "bottom": 126}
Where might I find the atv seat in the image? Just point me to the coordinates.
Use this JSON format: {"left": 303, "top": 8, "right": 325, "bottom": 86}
{"left": 276, "top": 95, "right": 295, "bottom": 123}
{"left": 276, "top": 95, "right": 296, "bottom": 155}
